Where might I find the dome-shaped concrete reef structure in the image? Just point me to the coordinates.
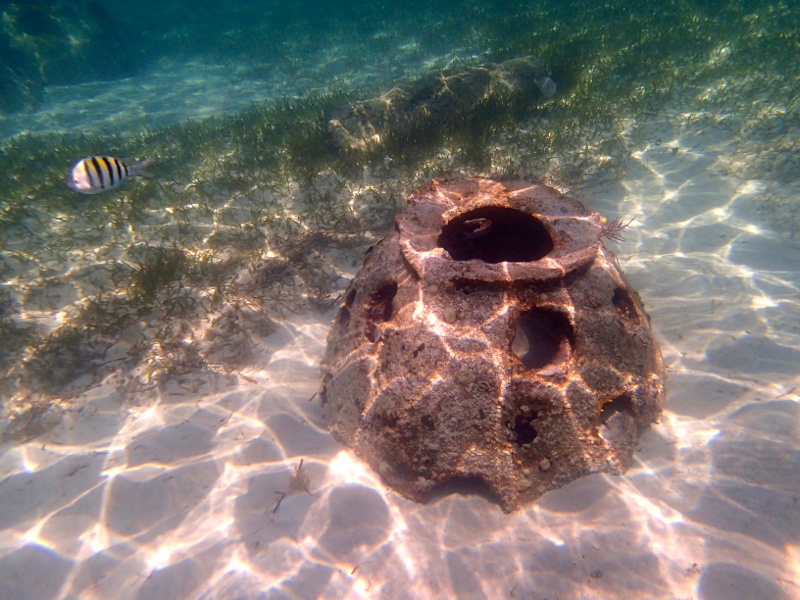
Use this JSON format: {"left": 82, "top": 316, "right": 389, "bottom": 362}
{"left": 321, "top": 177, "right": 664, "bottom": 513}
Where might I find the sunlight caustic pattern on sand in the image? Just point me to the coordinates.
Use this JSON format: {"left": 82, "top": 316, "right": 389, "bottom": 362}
{"left": 1, "top": 81, "right": 800, "bottom": 600}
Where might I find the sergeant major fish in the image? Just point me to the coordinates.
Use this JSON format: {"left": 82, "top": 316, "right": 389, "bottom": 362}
{"left": 66, "top": 156, "right": 151, "bottom": 194}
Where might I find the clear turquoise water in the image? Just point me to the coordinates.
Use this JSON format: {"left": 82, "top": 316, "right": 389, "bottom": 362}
{"left": 0, "top": 1, "right": 798, "bottom": 599}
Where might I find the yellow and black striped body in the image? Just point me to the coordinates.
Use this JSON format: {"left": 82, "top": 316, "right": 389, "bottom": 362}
{"left": 67, "top": 156, "right": 148, "bottom": 194}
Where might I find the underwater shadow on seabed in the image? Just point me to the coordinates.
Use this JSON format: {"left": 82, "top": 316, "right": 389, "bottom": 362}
{"left": 0, "top": 99, "right": 800, "bottom": 600}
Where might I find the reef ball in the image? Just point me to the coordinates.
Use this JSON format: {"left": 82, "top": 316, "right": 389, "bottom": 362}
{"left": 320, "top": 178, "right": 664, "bottom": 512}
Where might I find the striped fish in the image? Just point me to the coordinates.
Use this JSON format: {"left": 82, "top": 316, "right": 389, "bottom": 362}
{"left": 66, "top": 156, "right": 151, "bottom": 194}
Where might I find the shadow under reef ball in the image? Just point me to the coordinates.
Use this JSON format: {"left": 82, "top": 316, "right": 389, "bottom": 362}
{"left": 320, "top": 178, "right": 665, "bottom": 513}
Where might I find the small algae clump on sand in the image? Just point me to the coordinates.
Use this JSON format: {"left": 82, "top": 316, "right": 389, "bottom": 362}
{"left": 272, "top": 459, "right": 312, "bottom": 514}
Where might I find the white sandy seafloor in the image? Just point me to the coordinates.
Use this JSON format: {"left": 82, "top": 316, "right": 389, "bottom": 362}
{"left": 1, "top": 63, "right": 799, "bottom": 600}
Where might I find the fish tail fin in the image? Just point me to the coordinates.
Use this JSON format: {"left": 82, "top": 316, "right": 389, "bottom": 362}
{"left": 127, "top": 158, "right": 153, "bottom": 178}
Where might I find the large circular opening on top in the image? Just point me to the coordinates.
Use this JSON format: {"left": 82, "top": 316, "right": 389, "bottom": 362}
{"left": 437, "top": 207, "right": 554, "bottom": 263}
